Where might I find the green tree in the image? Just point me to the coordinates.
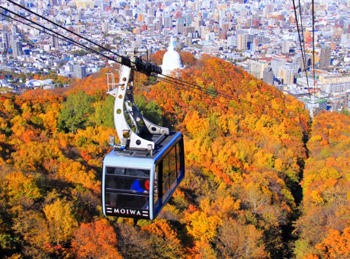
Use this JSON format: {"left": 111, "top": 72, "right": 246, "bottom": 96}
{"left": 207, "top": 84, "right": 218, "bottom": 98}
{"left": 58, "top": 90, "right": 95, "bottom": 133}
{"left": 88, "top": 95, "right": 114, "bottom": 128}
{"left": 135, "top": 95, "right": 163, "bottom": 126}
{"left": 340, "top": 106, "right": 349, "bottom": 116}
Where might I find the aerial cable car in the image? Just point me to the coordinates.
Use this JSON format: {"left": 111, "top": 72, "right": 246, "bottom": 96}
{"left": 102, "top": 64, "right": 185, "bottom": 220}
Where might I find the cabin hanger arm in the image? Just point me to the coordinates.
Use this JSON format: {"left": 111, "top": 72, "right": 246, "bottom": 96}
{"left": 107, "top": 65, "right": 169, "bottom": 151}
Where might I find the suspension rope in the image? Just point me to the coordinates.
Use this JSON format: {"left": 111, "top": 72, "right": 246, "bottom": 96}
{"left": 1, "top": 4, "right": 235, "bottom": 101}
{"left": 292, "top": 0, "right": 310, "bottom": 90}
{"left": 297, "top": 0, "right": 309, "bottom": 84}
{"left": 1, "top": 12, "right": 82, "bottom": 49}
{"left": 311, "top": 0, "right": 316, "bottom": 94}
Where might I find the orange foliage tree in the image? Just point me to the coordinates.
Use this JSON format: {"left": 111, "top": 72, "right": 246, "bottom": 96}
{"left": 72, "top": 218, "right": 122, "bottom": 259}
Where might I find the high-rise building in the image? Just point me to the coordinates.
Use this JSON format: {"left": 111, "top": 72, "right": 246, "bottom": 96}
{"left": 2, "top": 25, "right": 10, "bottom": 51}
{"left": 50, "top": 0, "right": 58, "bottom": 6}
{"left": 237, "top": 33, "right": 248, "bottom": 51}
{"left": 341, "top": 34, "right": 350, "bottom": 46}
{"left": 281, "top": 40, "right": 291, "bottom": 54}
{"left": 227, "top": 36, "right": 237, "bottom": 47}
{"left": 319, "top": 46, "right": 332, "bottom": 69}
{"left": 263, "top": 67, "right": 274, "bottom": 85}
{"left": 292, "top": 54, "right": 303, "bottom": 71}
{"left": 292, "top": 53, "right": 311, "bottom": 72}
{"left": 200, "top": 26, "right": 208, "bottom": 39}
{"left": 186, "top": 14, "right": 192, "bottom": 26}
{"left": 146, "top": 16, "right": 154, "bottom": 25}
{"left": 74, "top": 65, "right": 87, "bottom": 79}
{"left": 163, "top": 16, "right": 172, "bottom": 28}
{"left": 271, "top": 58, "right": 286, "bottom": 77}
{"left": 251, "top": 39, "right": 259, "bottom": 53}
{"left": 76, "top": 0, "right": 94, "bottom": 9}
{"left": 51, "top": 35, "right": 59, "bottom": 48}
{"left": 250, "top": 60, "right": 268, "bottom": 79}
{"left": 11, "top": 25, "right": 17, "bottom": 35}
{"left": 102, "top": 22, "right": 109, "bottom": 34}
{"left": 135, "top": 35, "right": 142, "bottom": 45}
{"left": 12, "top": 41, "right": 22, "bottom": 58}
{"left": 78, "top": 10, "right": 82, "bottom": 20}
{"left": 176, "top": 23, "right": 184, "bottom": 34}
{"left": 184, "top": 26, "right": 195, "bottom": 36}
{"left": 258, "top": 35, "right": 270, "bottom": 45}
{"left": 162, "top": 28, "right": 170, "bottom": 36}
{"left": 155, "top": 22, "right": 162, "bottom": 31}
{"left": 193, "top": 20, "right": 200, "bottom": 32}
{"left": 147, "top": 7, "right": 155, "bottom": 17}
{"left": 333, "top": 28, "right": 342, "bottom": 39}
{"left": 219, "top": 30, "right": 227, "bottom": 40}
{"left": 206, "top": 32, "right": 215, "bottom": 41}
{"left": 185, "top": 36, "right": 192, "bottom": 47}
{"left": 2, "top": 24, "right": 9, "bottom": 33}
{"left": 279, "top": 65, "right": 297, "bottom": 85}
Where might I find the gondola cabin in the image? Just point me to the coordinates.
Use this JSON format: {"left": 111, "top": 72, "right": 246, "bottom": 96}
{"left": 102, "top": 132, "right": 184, "bottom": 220}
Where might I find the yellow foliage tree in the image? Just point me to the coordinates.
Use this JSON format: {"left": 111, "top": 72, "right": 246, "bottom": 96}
{"left": 43, "top": 198, "right": 78, "bottom": 245}
{"left": 5, "top": 171, "right": 43, "bottom": 200}
{"left": 185, "top": 210, "right": 221, "bottom": 242}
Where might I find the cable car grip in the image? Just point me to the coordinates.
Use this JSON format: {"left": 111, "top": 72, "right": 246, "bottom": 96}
{"left": 108, "top": 65, "right": 169, "bottom": 151}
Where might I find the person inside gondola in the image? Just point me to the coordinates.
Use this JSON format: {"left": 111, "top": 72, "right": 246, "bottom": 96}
{"left": 130, "top": 179, "right": 150, "bottom": 193}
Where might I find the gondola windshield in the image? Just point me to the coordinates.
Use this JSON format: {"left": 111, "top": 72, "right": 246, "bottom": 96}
{"left": 105, "top": 168, "right": 150, "bottom": 210}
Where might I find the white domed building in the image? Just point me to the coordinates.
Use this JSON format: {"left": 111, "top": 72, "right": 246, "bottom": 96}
{"left": 162, "top": 36, "right": 184, "bottom": 76}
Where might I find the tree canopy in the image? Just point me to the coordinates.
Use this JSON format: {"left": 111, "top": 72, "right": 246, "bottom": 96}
{"left": 0, "top": 53, "right": 345, "bottom": 259}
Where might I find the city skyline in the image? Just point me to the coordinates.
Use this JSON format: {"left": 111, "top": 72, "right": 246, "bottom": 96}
{"left": 0, "top": 0, "right": 350, "bottom": 113}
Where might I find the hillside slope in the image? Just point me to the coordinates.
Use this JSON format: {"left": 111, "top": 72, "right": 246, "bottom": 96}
{"left": 0, "top": 54, "right": 311, "bottom": 258}
{"left": 294, "top": 111, "right": 350, "bottom": 258}
{"left": 146, "top": 55, "right": 310, "bottom": 257}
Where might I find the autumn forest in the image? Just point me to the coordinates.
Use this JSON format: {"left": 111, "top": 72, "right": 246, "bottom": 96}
{"left": 0, "top": 53, "right": 349, "bottom": 258}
